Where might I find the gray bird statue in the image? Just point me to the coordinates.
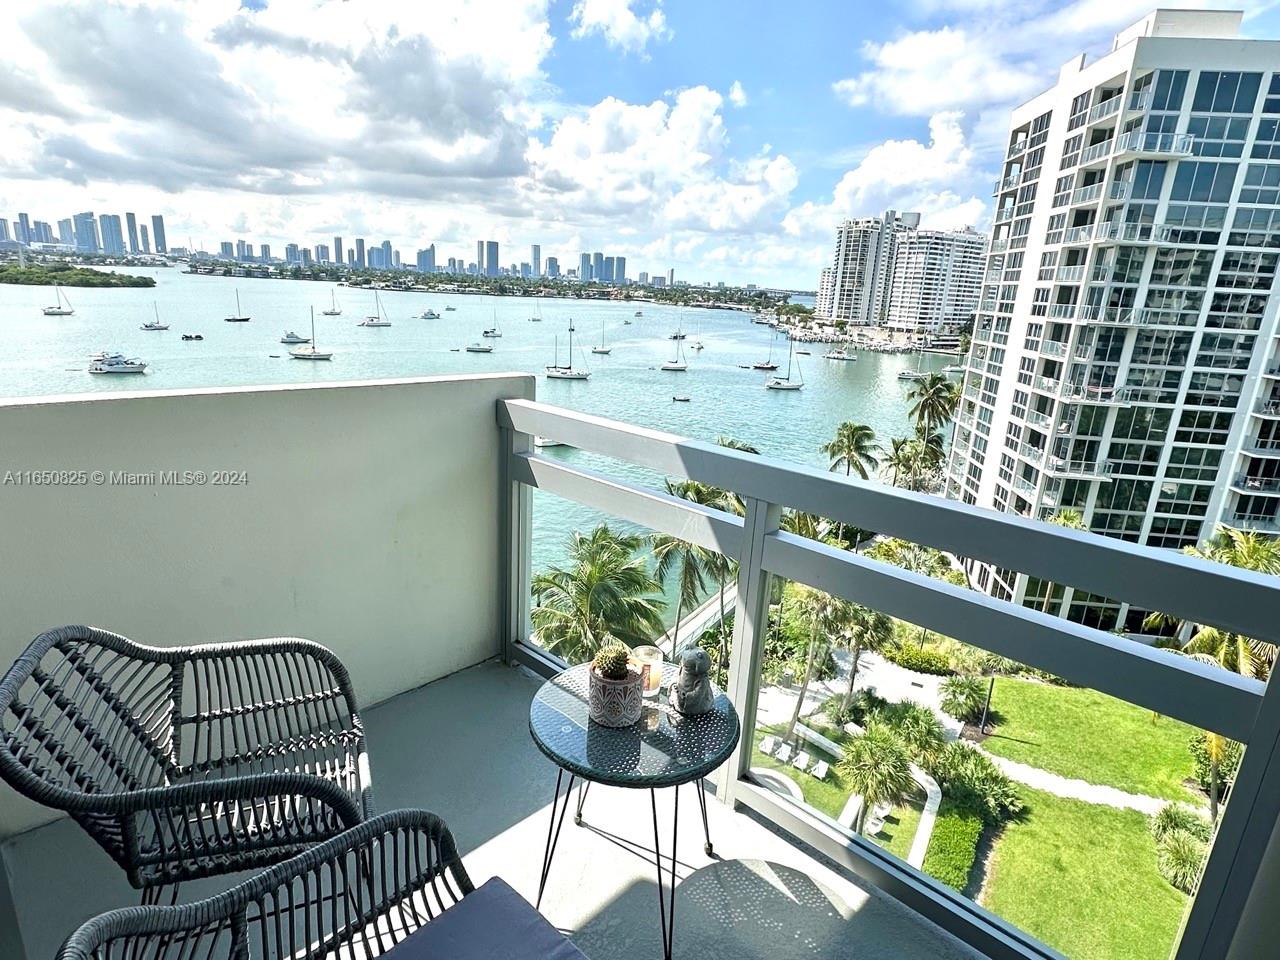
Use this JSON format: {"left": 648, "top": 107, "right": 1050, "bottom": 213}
{"left": 669, "top": 648, "right": 715, "bottom": 715}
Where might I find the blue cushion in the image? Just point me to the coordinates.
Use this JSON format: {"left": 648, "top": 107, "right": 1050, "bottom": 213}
{"left": 383, "top": 876, "right": 589, "bottom": 960}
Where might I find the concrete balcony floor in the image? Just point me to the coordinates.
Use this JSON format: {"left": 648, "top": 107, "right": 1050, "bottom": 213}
{"left": 2, "top": 661, "right": 983, "bottom": 960}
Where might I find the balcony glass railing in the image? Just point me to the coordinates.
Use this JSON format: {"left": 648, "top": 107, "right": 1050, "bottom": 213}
{"left": 1256, "top": 399, "right": 1280, "bottom": 417}
{"left": 1109, "top": 180, "right": 1132, "bottom": 201}
{"left": 995, "top": 207, "right": 1016, "bottom": 223}
{"left": 1046, "top": 456, "right": 1114, "bottom": 478}
{"left": 1019, "top": 442, "right": 1046, "bottom": 463}
{"left": 1063, "top": 224, "right": 1096, "bottom": 243}
{"left": 1114, "top": 130, "right": 1195, "bottom": 156}
{"left": 1048, "top": 303, "right": 1080, "bottom": 319}
{"left": 1055, "top": 265, "right": 1086, "bottom": 283}
{"left": 1070, "top": 182, "right": 1104, "bottom": 205}
{"left": 988, "top": 238, "right": 1009, "bottom": 253}
{"left": 1086, "top": 94, "right": 1122, "bottom": 123}
{"left": 1007, "top": 137, "right": 1029, "bottom": 158}
{"left": 1231, "top": 513, "right": 1280, "bottom": 532}
{"left": 993, "top": 172, "right": 1022, "bottom": 193}
{"left": 1041, "top": 340, "right": 1069, "bottom": 357}
{"left": 1079, "top": 139, "right": 1115, "bottom": 164}
{"left": 1128, "top": 90, "right": 1152, "bottom": 112}
{"left": 1234, "top": 475, "right": 1280, "bottom": 493}
{"left": 1033, "top": 374, "right": 1061, "bottom": 393}
{"left": 1025, "top": 409, "right": 1053, "bottom": 428}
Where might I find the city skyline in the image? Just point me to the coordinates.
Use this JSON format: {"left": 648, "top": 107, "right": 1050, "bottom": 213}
{"left": 6, "top": 2, "right": 1280, "bottom": 289}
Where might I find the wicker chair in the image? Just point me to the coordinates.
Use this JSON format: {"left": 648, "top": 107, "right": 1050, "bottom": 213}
{"left": 0, "top": 625, "right": 371, "bottom": 893}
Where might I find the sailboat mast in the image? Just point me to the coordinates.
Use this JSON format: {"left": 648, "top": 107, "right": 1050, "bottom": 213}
{"left": 311, "top": 306, "right": 316, "bottom": 346}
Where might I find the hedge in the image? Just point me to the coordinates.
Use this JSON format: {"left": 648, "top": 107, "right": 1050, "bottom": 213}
{"left": 884, "top": 644, "right": 953, "bottom": 676}
{"left": 922, "top": 799, "right": 984, "bottom": 891}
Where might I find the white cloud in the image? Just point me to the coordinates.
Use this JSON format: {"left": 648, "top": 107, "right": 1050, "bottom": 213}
{"left": 728, "top": 80, "right": 748, "bottom": 108}
{"left": 568, "top": 0, "right": 671, "bottom": 56}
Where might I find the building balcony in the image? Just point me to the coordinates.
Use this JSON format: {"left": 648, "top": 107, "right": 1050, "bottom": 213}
{"left": 1255, "top": 399, "right": 1280, "bottom": 418}
{"left": 1061, "top": 383, "right": 1129, "bottom": 406}
{"left": 1041, "top": 340, "right": 1069, "bottom": 358}
{"left": 1262, "top": 366, "right": 1280, "bottom": 379}
{"left": 0, "top": 376, "right": 1275, "bottom": 960}
{"left": 1024, "top": 409, "right": 1053, "bottom": 429}
{"left": 1109, "top": 180, "right": 1133, "bottom": 201}
{"left": 993, "top": 172, "right": 1022, "bottom": 193}
{"left": 1230, "top": 513, "right": 1280, "bottom": 534}
{"left": 1007, "top": 137, "right": 1029, "bottom": 158}
{"left": 1019, "top": 443, "right": 1046, "bottom": 464}
{"left": 1114, "top": 130, "right": 1195, "bottom": 158}
{"left": 1048, "top": 302, "right": 1081, "bottom": 319}
{"left": 988, "top": 238, "right": 1009, "bottom": 253}
{"left": 1233, "top": 475, "right": 1280, "bottom": 494}
{"left": 1055, "top": 265, "right": 1086, "bottom": 283}
{"left": 994, "top": 207, "right": 1016, "bottom": 223}
{"left": 1094, "top": 221, "right": 1174, "bottom": 244}
{"left": 1033, "top": 374, "right": 1062, "bottom": 394}
{"left": 1078, "top": 139, "right": 1115, "bottom": 165}
{"left": 1069, "top": 182, "right": 1104, "bottom": 205}
{"left": 1127, "top": 90, "right": 1152, "bottom": 112}
{"left": 1245, "top": 441, "right": 1280, "bottom": 458}
{"left": 1045, "top": 456, "right": 1115, "bottom": 479}
{"left": 1086, "top": 94, "right": 1122, "bottom": 124}
{"left": 1012, "top": 474, "right": 1039, "bottom": 497}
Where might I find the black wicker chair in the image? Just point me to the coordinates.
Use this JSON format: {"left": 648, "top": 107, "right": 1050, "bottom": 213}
{"left": 58, "top": 809, "right": 589, "bottom": 960}
{"left": 0, "top": 625, "right": 371, "bottom": 894}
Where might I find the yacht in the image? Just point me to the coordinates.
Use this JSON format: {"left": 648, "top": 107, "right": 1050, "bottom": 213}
{"left": 418, "top": 309, "right": 441, "bottom": 319}
{"left": 668, "top": 330, "right": 687, "bottom": 340}
{"left": 322, "top": 289, "right": 342, "bottom": 316}
{"left": 359, "top": 291, "right": 392, "bottom": 327}
{"left": 633, "top": 310, "right": 643, "bottom": 317}
{"left": 465, "top": 342, "right": 494, "bottom": 353}
{"left": 942, "top": 364, "right": 965, "bottom": 375}
{"left": 281, "top": 331, "right": 310, "bottom": 344}
{"left": 823, "top": 349, "right": 856, "bottom": 362}
{"left": 898, "top": 369, "right": 926, "bottom": 381}
{"left": 89, "top": 354, "right": 147, "bottom": 374}
{"left": 591, "top": 320, "right": 611, "bottom": 355}
{"left": 765, "top": 339, "right": 804, "bottom": 391}
{"left": 545, "top": 322, "right": 591, "bottom": 380}
{"left": 482, "top": 316, "right": 503, "bottom": 337}
{"left": 224, "top": 289, "right": 250, "bottom": 322}
{"left": 291, "top": 310, "right": 333, "bottom": 360}
{"left": 661, "top": 338, "right": 688, "bottom": 372}
{"left": 42, "top": 285, "right": 74, "bottom": 316}
{"left": 445, "top": 305, "right": 457, "bottom": 312}
{"left": 690, "top": 340, "right": 705, "bottom": 351}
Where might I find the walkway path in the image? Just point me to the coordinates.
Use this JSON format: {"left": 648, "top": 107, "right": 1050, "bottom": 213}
{"left": 972, "top": 746, "right": 1168, "bottom": 815}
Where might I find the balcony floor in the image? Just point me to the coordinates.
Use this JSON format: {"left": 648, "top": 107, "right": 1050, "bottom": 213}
{"left": 2, "top": 661, "right": 983, "bottom": 960}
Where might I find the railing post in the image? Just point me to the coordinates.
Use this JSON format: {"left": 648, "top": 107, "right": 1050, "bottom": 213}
{"left": 499, "top": 424, "right": 533, "bottom": 664}
{"left": 714, "top": 496, "right": 781, "bottom": 805}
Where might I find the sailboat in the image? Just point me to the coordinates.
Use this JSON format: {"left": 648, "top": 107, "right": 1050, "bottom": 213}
{"left": 823, "top": 347, "right": 856, "bottom": 361}
{"left": 359, "top": 291, "right": 391, "bottom": 327}
{"left": 661, "top": 338, "right": 688, "bottom": 372}
{"left": 765, "top": 337, "right": 803, "bottom": 390}
{"left": 224, "top": 289, "right": 250, "bottom": 322}
{"left": 322, "top": 289, "right": 342, "bottom": 316}
{"left": 291, "top": 308, "right": 332, "bottom": 360}
{"left": 545, "top": 322, "right": 590, "bottom": 380}
{"left": 753, "top": 330, "right": 780, "bottom": 371}
{"left": 140, "top": 303, "right": 169, "bottom": 331}
{"left": 591, "top": 320, "right": 611, "bottom": 355}
{"left": 482, "top": 312, "right": 503, "bottom": 337}
{"left": 42, "top": 285, "right": 74, "bottom": 316}
{"left": 529, "top": 304, "right": 542, "bottom": 322}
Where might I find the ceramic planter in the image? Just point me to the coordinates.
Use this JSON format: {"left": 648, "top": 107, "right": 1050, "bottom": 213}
{"left": 588, "top": 666, "right": 644, "bottom": 727}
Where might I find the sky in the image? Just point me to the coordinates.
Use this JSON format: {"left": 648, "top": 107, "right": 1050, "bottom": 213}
{"left": 3, "top": 0, "right": 1280, "bottom": 290}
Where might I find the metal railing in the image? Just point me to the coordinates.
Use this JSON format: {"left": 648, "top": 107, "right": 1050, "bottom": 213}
{"left": 1079, "top": 139, "right": 1115, "bottom": 164}
{"left": 995, "top": 207, "right": 1016, "bottom": 223}
{"left": 1055, "top": 265, "right": 1086, "bottom": 283}
{"left": 1019, "top": 442, "right": 1046, "bottom": 464}
{"left": 1128, "top": 90, "right": 1152, "bottom": 112}
{"left": 1234, "top": 475, "right": 1280, "bottom": 493}
{"left": 1109, "top": 180, "right": 1133, "bottom": 201}
{"left": 1087, "top": 94, "right": 1122, "bottom": 123}
{"left": 1041, "top": 340, "right": 1069, "bottom": 357}
{"left": 497, "top": 397, "right": 1280, "bottom": 960}
{"left": 1025, "top": 409, "right": 1052, "bottom": 429}
{"left": 1256, "top": 400, "right": 1280, "bottom": 417}
{"left": 1115, "top": 130, "right": 1195, "bottom": 156}
{"left": 1033, "top": 374, "right": 1061, "bottom": 394}
{"left": 989, "top": 238, "right": 1009, "bottom": 253}
{"left": 994, "top": 173, "right": 1022, "bottom": 193}
{"left": 1063, "top": 224, "right": 1096, "bottom": 244}
{"left": 1070, "top": 182, "right": 1104, "bottom": 205}
{"left": 1045, "top": 456, "right": 1114, "bottom": 478}
{"left": 1007, "top": 138, "right": 1029, "bottom": 158}
{"left": 1048, "top": 303, "right": 1080, "bottom": 319}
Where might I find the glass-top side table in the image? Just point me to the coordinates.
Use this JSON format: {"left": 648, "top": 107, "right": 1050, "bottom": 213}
{"left": 528, "top": 662, "right": 741, "bottom": 960}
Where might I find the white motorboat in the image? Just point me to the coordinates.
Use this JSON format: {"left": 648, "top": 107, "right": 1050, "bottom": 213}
{"left": 465, "top": 342, "right": 494, "bottom": 353}
{"left": 224, "top": 289, "right": 250, "bottom": 322}
{"left": 281, "top": 331, "right": 310, "bottom": 344}
{"left": 661, "top": 338, "right": 688, "bottom": 372}
{"left": 634, "top": 310, "right": 643, "bottom": 317}
{"left": 445, "top": 305, "right": 456, "bottom": 312}
{"left": 942, "top": 364, "right": 965, "bottom": 375}
{"left": 322, "top": 289, "right": 342, "bottom": 316}
{"left": 823, "top": 349, "right": 856, "bottom": 361}
{"left": 291, "top": 308, "right": 332, "bottom": 360}
{"left": 545, "top": 322, "right": 591, "bottom": 380}
{"left": 668, "top": 330, "right": 686, "bottom": 340}
{"left": 419, "top": 309, "right": 441, "bottom": 319}
{"left": 898, "top": 369, "right": 925, "bottom": 381}
{"left": 42, "top": 285, "right": 74, "bottom": 316}
{"left": 765, "top": 338, "right": 804, "bottom": 390}
{"left": 690, "top": 340, "right": 705, "bottom": 351}
{"left": 89, "top": 354, "right": 147, "bottom": 374}
{"left": 483, "top": 311, "right": 503, "bottom": 337}
{"left": 591, "top": 321, "right": 611, "bottom": 355}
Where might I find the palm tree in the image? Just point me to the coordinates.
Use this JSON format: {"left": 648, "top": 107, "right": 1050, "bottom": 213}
{"left": 838, "top": 603, "right": 894, "bottom": 713}
{"left": 906, "top": 373, "right": 959, "bottom": 436}
{"left": 783, "top": 586, "right": 847, "bottom": 742}
{"left": 669, "top": 479, "right": 738, "bottom": 680}
{"left": 1047, "top": 509, "right": 1087, "bottom": 530}
{"left": 651, "top": 480, "right": 715, "bottom": 652}
{"left": 821, "top": 422, "right": 879, "bottom": 544}
{"left": 838, "top": 720, "right": 915, "bottom": 834}
{"left": 532, "top": 525, "right": 666, "bottom": 663}
{"left": 881, "top": 437, "right": 935, "bottom": 492}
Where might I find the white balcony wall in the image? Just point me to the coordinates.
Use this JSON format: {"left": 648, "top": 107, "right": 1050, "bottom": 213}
{"left": 0, "top": 373, "right": 533, "bottom": 837}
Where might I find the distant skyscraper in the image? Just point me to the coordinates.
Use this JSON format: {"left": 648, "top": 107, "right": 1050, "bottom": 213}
{"left": 316, "top": 243, "right": 329, "bottom": 264}
{"left": 220, "top": 241, "right": 235, "bottom": 259}
{"left": 233, "top": 239, "right": 249, "bottom": 261}
{"left": 333, "top": 236, "right": 343, "bottom": 264}
{"left": 98, "top": 214, "right": 125, "bottom": 254}
{"left": 16, "top": 213, "right": 31, "bottom": 244}
{"left": 150, "top": 215, "right": 167, "bottom": 254}
{"left": 72, "top": 212, "right": 99, "bottom": 253}
{"left": 615, "top": 257, "right": 626, "bottom": 284}
{"left": 0, "top": 219, "right": 8, "bottom": 242}
{"left": 602, "top": 257, "right": 615, "bottom": 282}
{"left": 32, "top": 221, "right": 54, "bottom": 243}
{"left": 476, "top": 241, "right": 486, "bottom": 274}
{"left": 485, "top": 240, "right": 499, "bottom": 277}
{"left": 884, "top": 228, "right": 985, "bottom": 335}
{"left": 285, "top": 243, "right": 300, "bottom": 262}
{"left": 639, "top": 271, "right": 649, "bottom": 285}
{"left": 355, "top": 238, "right": 366, "bottom": 268}
{"left": 592, "top": 252, "right": 604, "bottom": 280}
{"left": 579, "top": 253, "right": 591, "bottom": 281}
{"left": 815, "top": 268, "right": 835, "bottom": 319}
{"left": 546, "top": 256, "right": 559, "bottom": 278}
{"left": 380, "top": 240, "right": 392, "bottom": 269}
{"left": 416, "top": 245, "right": 436, "bottom": 272}
{"left": 531, "top": 244, "right": 541, "bottom": 277}
{"left": 301, "top": 248, "right": 313, "bottom": 266}
{"left": 347, "top": 249, "right": 356, "bottom": 267}
{"left": 56, "top": 219, "right": 73, "bottom": 245}
{"left": 125, "top": 213, "right": 139, "bottom": 253}
{"left": 368, "top": 246, "right": 384, "bottom": 269}
{"left": 817, "top": 210, "right": 920, "bottom": 324}
{"left": 260, "top": 243, "right": 271, "bottom": 261}
{"left": 139, "top": 224, "right": 150, "bottom": 254}
{"left": 667, "top": 268, "right": 675, "bottom": 286}
{"left": 653, "top": 275, "right": 667, "bottom": 288}
{"left": 520, "top": 262, "right": 531, "bottom": 278}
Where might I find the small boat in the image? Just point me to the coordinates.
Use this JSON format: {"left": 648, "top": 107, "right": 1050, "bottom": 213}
{"left": 445, "top": 305, "right": 456, "bottom": 311}
{"left": 224, "top": 289, "right": 250, "bottom": 322}
{"left": 545, "top": 322, "right": 591, "bottom": 380}
{"left": 483, "top": 311, "right": 503, "bottom": 337}
{"left": 634, "top": 310, "right": 643, "bottom": 317}
{"left": 942, "top": 364, "right": 965, "bottom": 375}
{"left": 898, "top": 369, "right": 925, "bottom": 381}
{"left": 281, "top": 330, "right": 310, "bottom": 344}
{"left": 823, "top": 349, "right": 856, "bottom": 361}
{"left": 623, "top": 319, "right": 632, "bottom": 325}
{"left": 661, "top": 338, "right": 688, "bottom": 372}
{"left": 359, "top": 291, "right": 391, "bottom": 326}
{"left": 765, "top": 339, "right": 803, "bottom": 391}
{"left": 181, "top": 334, "right": 203, "bottom": 341}
{"left": 43, "top": 285, "right": 74, "bottom": 316}
{"left": 591, "top": 321, "right": 611, "bottom": 355}
{"left": 529, "top": 304, "right": 543, "bottom": 323}
{"left": 140, "top": 321, "right": 167, "bottom": 331}
{"left": 89, "top": 354, "right": 147, "bottom": 374}
{"left": 754, "top": 329, "right": 780, "bottom": 370}
{"left": 795, "top": 349, "right": 810, "bottom": 356}
{"left": 465, "top": 343, "right": 494, "bottom": 353}
{"left": 533, "top": 436, "right": 567, "bottom": 448}
{"left": 668, "top": 330, "right": 687, "bottom": 340}
{"left": 672, "top": 395, "right": 691, "bottom": 402}
{"left": 418, "top": 309, "right": 441, "bottom": 319}
{"left": 322, "top": 289, "right": 342, "bottom": 316}
{"left": 291, "top": 308, "right": 332, "bottom": 360}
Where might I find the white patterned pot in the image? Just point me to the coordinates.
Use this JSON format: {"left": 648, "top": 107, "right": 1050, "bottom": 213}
{"left": 588, "top": 666, "right": 644, "bottom": 727}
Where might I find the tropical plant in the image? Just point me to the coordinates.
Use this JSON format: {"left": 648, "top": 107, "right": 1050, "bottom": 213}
{"left": 837, "top": 603, "right": 894, "bottom": 714}
{"left": 668, "top": 479, "right": 738, "bottom": 678}
{"left": 823, "top": 687, "right": 887, "bottom": 727}
{"left": 820, "top": 421, "right": 879, "bottom": 544}
{"left": 1189, "top": 732, "right": 1244, "bottom": 821}
{"left": 883, "top": 644, "right": 953, "bottom": 675}
{"left": 837, "top": 720, "right": 916, "bottom": 834}
{"left": 873, "top": 701, "right": 946, "bottom": 768}
{"left": 1150, "top": 803, "right": 1212, "bottom": 844}
{"left": 592, "top": 643, "right": 631, "bottom": 679}
{"left": 781, "top": 509, "right": 823, "bottom": 541}
{"left": 906, "top": 373, "right": 960, "bottom": 436}
{"left": 1047, "top": 508, "right": 1087, "bottom": 530}
{"left": 1157, "top": 828, "right": 1207, "bottom": 894}
{"left": 783, "top": 585, "right": 849, "bottom": 741}
{"left": 929, "top": 741, "right": 1024, "bottom": 824}
{"left": 531, "top": 525, "right": 666, "bottom": 663}
{"left": 921, "top": 800, "right": 983, "bottom": 891}
{"left": 650, "top": 481, "right": 716, "bottom": 651}
{"left": 881, "top": 436, "right": 934, "bottom": 491}
{"left": 940, "top": 675, "right": 987, "bottom": 724}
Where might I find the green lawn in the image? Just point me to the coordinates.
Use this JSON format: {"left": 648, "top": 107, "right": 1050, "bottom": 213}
{"left": 983, "top": 786, "right": 1187, "bottom": 960}
{"left": 982, "top": 678, "right": 1198, "bottom": 801}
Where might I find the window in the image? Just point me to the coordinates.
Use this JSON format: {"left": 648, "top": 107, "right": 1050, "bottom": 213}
{"left": 1170, "top": 162, "right": 1238, "bottom": 203}
{"left": 1252, "top": 118, "right": 1280, "bottom": 160}
{"left": 1264, "top": 73, "right": 1280, "bottom": 113}
{"left": 1187, "top": 115, "right": 1250, "bottom": 157}
{"left": 1192, "top": 71, "right": 1262, "bottom": 114}
{"left": 1151, "top": 69, "right": 1188, "bottom": 112}
{"left": 1240, "top": 164, "right": 1280, "bottom": 205}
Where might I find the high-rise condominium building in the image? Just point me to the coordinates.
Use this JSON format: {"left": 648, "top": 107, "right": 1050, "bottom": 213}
{"left": 947, "top": 9, "right": 1280, "bottom": 631}
{"left": 615, "top": 256, "right": 626, "bottom": 284}
{"left": 316, "top": 243, "right": 330, "bottom": 264}
{"left": 546, "top": 256, "right": 560, "bottom": 278}
{"left": 531, "top": 244, "right": 541, "bottom": 277}
{"left": 592, "top": 252, "right": 604, "bottom": 281}
{"left": 284, "top": 243, "right": 299, "bottom": 263}
{"left": 139, "top": 224, "right": 150, "bottom": 254}
{"left": 380, "top": 240, "right": 393, "bottom": 269}
{"left": 602, "top": 256, "right": 615, "bottom": 282}
{"left": 579, "top": 253, "right": 592, "bottom": 281}
{"left": 667, "top": 268, "right": 675, "bottom": 286}
{"left": 32, "top": 221, "right": 54, "bottom": 244}
{"left": 125, "top": 213, "right": 139, "bottom": 253}
{"left": 98, "top": 215, "right": 125, "bottom": 255}
{"left": 355, "top": 238, "right": 366, "bottom": 269}
{"left": 57, "top": 219, "right": 73, "bottom": 245}
{"left": 417, "top": 245, "right": 436, "bottom": 272}
{"left": 221, "top": 242, "right": 236, "bottom": 259}
{"left": 150, "top": 215, "right": 167, "bottom": 254}
{"left": 72, "top": 212, "right": 99, "bottom": 253}
{"left": 885, "top": 229, "right": 986, "bottom": 335}
{"left": 260, "top": 244, "right": 271, "bottom": 262}
{"left": 485, "top": 241, "right": 499, "bottom": 277}
{"left": 476, "top": 241, "right": 486, "bottom": 274}
{"left": 333, "top": 236, "right": 343, "bottom": 265}
{"left": 817, "top": 210, "right": 921, "bottom": 325}
{"left": 816, "top": 268, "right": 836, "bottom": 318}
{"left": 0, "top": 219, "right": 8, "bottom": 243}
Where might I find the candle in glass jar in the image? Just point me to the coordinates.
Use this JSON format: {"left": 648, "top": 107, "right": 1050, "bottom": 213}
{"left": 631, "top": 645, "right": 664, "bottom": 697}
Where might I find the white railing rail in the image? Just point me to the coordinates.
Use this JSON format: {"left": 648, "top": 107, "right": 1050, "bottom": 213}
{"left": 497, "top": 396, "right": 1280, "bottom": 960}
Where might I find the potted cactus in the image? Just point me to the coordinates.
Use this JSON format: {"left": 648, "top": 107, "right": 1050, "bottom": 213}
{"left": 588, "top": 643, "right": 644, "bottom": 727}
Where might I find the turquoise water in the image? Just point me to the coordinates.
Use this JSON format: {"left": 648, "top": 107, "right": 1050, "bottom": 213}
{"left": 0, "top": 269, "right": 947, "bottom": 568}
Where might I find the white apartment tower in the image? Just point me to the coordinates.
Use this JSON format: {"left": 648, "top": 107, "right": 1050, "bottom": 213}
{"left": 816, "top": 267, "right": 836, "bottom": 318}
{"left": 818, "top": 210, "right": 921, "bottom": 324}
{"left": 885, "top": 229, "right": 986, "bottom": 335}
{"left": 946, "top": 9, "right": 1280, "bottom": 631}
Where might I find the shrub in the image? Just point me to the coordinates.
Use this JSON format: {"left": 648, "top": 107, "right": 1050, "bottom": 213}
{"left": 930, "top": 742, "right": 1024, "bottom": 825}
{"left": 1157, "top": 828, "right": 1207, "bottom": 894}
{"left": 1150, "top": 803, "right": 1212, "bottom": 844}
{"left": 884, "top": 644, "right": 953, "bottom": 676}
{"left": 940, "top": 675, "right": 987, "bottom": 723}
{"left": 1189, "top": 733, "right": 1244, "bottom": 795}
{"left": 922, "top": 800, "right": 984, "bottom": 891}
{"left": 871, "top": 701, "right": 946, "bottom": 767}
{"left": 823, "top": 687, "right": 887, "bottom": 727}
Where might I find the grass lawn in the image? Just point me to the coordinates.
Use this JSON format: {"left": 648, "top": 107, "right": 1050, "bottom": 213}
{"left": 982, "top": 677, "right": 1198, "bottom": 801}
{"left": 983, "top": 786, "right": 1187, "bottom": 960}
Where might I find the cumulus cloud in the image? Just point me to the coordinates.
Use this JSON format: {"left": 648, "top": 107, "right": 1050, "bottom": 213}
{"left": 568, "top": 0, "right": 672, "bottom": 55}
{"left": 728, "top": 80, "right": 748, "bottom": 107}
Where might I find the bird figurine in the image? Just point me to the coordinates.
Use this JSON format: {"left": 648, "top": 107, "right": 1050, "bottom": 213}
{"left": 669, "top": 648, "right": 715, "bottom": 715}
